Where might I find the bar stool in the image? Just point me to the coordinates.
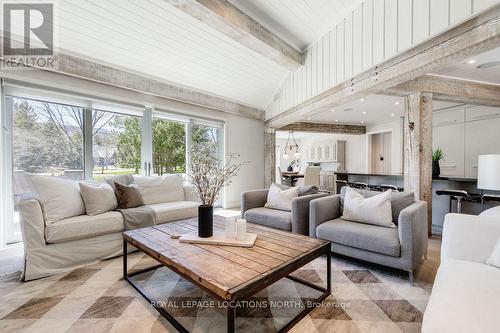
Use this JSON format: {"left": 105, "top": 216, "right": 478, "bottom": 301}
{"left": 380, "top": 184, "right": 399, "bottom": 192}
{"left": 352, "top": 182, "right": 369, "bottom": 190}
{"left": 436, "top": 189, "right": 476, "bottom": 214}
{"left": 335, "top": 180, "right": 348, "bottom": 191}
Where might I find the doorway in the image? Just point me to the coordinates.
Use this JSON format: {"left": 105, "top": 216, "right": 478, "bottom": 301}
{"left": 371, "top": 132, "right": 392, "bottom": 173}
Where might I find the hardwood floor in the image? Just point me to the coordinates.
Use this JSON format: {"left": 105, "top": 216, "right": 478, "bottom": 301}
{"left": 415, "top": 236, "right": 441, "bottom": 284}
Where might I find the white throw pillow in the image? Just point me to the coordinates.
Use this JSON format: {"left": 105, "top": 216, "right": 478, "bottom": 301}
{"left": 487, "top": 238, "right": 500, "bottom": 268}
{"left": 480, "top": 205, "right": 500, "bottom": 218}
{"left": 29, "top": 174, "right": 86, "bottom": 224}
{"left": 342, "top": 187, "right": 395, "bottom": 228}
{"left": 133, "top": 174, "right": 185, "bottom": 205}
{"left": 264, "top": 183, "right": 299, "bottom": 211}
{"left": 79, "top": 181, "right": 118, "bottom": 216}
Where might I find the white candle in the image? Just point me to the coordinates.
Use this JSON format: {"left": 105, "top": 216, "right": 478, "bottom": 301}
{"left": 236, "top": 218, "right": 247, "bottom": 240}
{"left": 225, "top": 217, "right": 236, "bottom": 239}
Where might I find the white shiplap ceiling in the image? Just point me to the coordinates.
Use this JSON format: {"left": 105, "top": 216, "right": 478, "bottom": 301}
{"left": 8, "top": 0, "right": 364, "bottom": 110}
{"left": 9, "top": 0, "right": 296, "bottom": 109}
{"left": 229, "top": 0, "right": 363, "bottom": 50}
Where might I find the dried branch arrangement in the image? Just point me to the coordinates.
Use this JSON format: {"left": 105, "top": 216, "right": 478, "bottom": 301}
{"left": 187, "top": 147, "right": 247, "bottom": 206}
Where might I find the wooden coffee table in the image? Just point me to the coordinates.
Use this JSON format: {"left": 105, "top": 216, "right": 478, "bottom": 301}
{"left": 123, "top": 217, "right": 331, "bottom": 333}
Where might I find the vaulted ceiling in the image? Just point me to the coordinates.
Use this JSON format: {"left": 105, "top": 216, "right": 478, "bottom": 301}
{"left": 11, "top": 0, "right": 362, "bottom": 110}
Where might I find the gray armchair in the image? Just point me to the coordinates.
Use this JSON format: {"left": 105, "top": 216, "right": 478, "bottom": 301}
{"left": 309, "top": 189, "right": 428, "bottom": 284}
{"left": 241, "top": 189, "right": 327, "bottom": 235}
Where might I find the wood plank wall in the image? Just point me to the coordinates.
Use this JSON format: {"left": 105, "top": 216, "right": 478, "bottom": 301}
{"left": 266, "top": 0, "right": 500, "bottom": 120}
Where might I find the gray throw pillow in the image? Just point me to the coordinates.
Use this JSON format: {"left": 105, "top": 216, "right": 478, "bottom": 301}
{"left": 114, "top": 182, "right": 144, "bottom": 209}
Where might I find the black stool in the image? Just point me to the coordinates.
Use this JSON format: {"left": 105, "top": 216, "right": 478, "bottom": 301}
{"left": 436, "top": 189, "right": 476, "bottom": 214}
{"left": 352, "top": 182, "right": 369, "bottom": 190}
{"left": 380, "top": 184, "right": 399, "bottom": 192}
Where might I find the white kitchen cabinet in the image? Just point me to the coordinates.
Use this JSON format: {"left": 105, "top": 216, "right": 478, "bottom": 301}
{"left": 464, "top": 117, "right": 500, "bottom": 178}
{"left": 433, "top": 122, "right": 465, "bottom": 177}
{"left": 432, "top": 106, "right": 465, "bottom": 127}
{"left": 465, "top": 105, "right": 500, "bottom": 122}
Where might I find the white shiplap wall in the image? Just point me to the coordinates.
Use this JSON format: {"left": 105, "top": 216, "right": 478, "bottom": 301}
{"left": 266, "top": 0, "right": 500, "bottom": 120}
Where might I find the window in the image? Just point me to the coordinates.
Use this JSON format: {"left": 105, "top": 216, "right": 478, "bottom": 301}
{"left": 152, "top": 116, "right": 186, "bottom": 175}
{"left": 8, "top": 96, "right": 84, "bottom": 242}
{"left": 1, "top": 87, "right": 224, "bottom": 245}
{"left": 92, "top": 110, "right": 142, "bottom": 181}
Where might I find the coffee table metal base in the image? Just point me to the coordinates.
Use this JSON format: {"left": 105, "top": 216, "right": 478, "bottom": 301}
{"left": 123, "top": 240, "right": 331, "bottom": 333}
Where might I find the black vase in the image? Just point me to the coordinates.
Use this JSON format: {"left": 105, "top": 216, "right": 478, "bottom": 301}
{"left": 432, "top": 160, "right": 441, "bottom": 179}
{"left": 198, "top": 205, "right": 213, "bottom": 238}
{"left": 287, "top": 165, "right": 293, "bottom": 171}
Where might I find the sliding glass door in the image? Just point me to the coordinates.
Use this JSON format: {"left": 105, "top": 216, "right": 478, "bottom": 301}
{"left": 6, "top": 96, "right": 85, "bottom": 243}
{"left": 1, "top": 88, "right": 225, "bottom": 245}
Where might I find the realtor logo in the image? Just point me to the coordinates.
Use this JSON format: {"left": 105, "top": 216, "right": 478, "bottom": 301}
{"left": 2, "top": 2, "right": 56, "bottom": 69}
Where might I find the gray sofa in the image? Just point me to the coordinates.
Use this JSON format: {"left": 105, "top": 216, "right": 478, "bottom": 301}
{"left": 241, "top": 188, "right": 328, "bottom": 235}
{"left": 309, "top": 188, "right": 428, "bottom": 283}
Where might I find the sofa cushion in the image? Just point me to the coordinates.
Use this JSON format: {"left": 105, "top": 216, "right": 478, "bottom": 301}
{"left": 316, "top": 218, "right": 400, "bottom": 257}
{"left": 133, "top": 174, "right": 185, "bottom": 205}
{"left": 340, "top": 187, "right": 415, "bottom": 224}
{"left": 423, "top": 259, "right": 500, "bottom": 333}
{"left": 480, "top": 205, "right": 500, "bottom": 217}
{"left": 147, "top": 201, "right": 199, "bottom": 224}
{"left": 29, "top": 174, "right": 86, "bottom": 224}
{"left": 274, "top": 183, "right": 319, "bottom": 196}
{"left": 45, "top": 211, "right": 124, "bottom": 243}
{"left": 79, "top": 181, "right": 118, "bottom": 216}
{"left": 244, "top": 207, "right": 292, "bottom": 231}
{"left": 104, "top": 174, "right": 134, "bottom": 190}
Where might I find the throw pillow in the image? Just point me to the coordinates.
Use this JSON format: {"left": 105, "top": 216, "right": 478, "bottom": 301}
{"left": 133, "top": 174, "right": 185, "bottom": 205}
{"left": 264, "top": 183, "right": 299, "bottom": 211}
{"left": 487, "top": 238, "right": 500, "bottom": 269}
{"left": 104, "top": 174, "right": 134, "bottom": 191}
{"left": 29, "top": 174, "right": 86, "bottom": 224}
{"left": 115, "top": 182, "right": 145, "bottom": 209}
{"left": 480, "top": 205, "right": 500, "bottom": 217}
{"left": 342, "top": 187, "right": 395, "bottom": 228}
{"left": 79, "top": 181, "right": 118, "bottom": 216}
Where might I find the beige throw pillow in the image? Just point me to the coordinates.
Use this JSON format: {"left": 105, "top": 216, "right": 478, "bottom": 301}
{"left": 133, "top": 174, "right": 185, "bottom": 205}
{"left": 29, "top": 174, "right": 86, "bottom": 224}
{"left": 264, "top": 183, "right": 299, "bottom": 211}
{"left": 342, "top": 187, "right": 395, "bottom": 228}
{"left": 79, "top": 181, "right": 118, "bottom": 216}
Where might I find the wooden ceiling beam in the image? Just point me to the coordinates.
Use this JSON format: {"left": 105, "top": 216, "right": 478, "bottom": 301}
{"left": 384, "top": 75, "right": 500, "bottom": 108}
{"left": 279, "top": 122, "right": 366, "bottom": 135}
{"left": 165, "top": 0, "right": 302, "bottom": 71}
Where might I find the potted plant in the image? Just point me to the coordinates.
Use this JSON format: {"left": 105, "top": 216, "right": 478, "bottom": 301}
{"left": 432, "top": 148, "right": 445, "bottom": 179}
{"left": 188, "top": 148, "right": 246, "bottom": 238}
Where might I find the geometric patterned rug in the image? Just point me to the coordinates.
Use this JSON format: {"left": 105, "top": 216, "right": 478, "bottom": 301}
{"left": 0, "top": 252, "right": 431, "bottom": 333}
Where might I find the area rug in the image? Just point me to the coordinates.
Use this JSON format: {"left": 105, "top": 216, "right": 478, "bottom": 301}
{"left": 0, "top": 252, "right": 431, "bottom": 333}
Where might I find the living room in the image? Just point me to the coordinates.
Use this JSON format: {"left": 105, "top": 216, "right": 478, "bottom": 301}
{"left": 1, "top": 1, "right": 500, "bottom": 333}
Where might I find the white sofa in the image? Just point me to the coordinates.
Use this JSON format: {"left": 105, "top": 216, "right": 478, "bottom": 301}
{"left": 19, "top": 174, "right": 200, "bottom": 281}
{"left": 422, "top": 213, "right": 500, "bottom": 333}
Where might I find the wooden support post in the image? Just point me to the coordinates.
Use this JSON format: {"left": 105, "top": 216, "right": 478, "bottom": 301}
{"left": 404, "top": 93, "right": 433, "bottom": 236}
{"left": 264, "top": 128, "right": 276, "bottom": 188}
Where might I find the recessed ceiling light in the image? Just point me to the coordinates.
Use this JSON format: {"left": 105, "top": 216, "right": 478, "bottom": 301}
{"left": 331, "top": 108, "right": 335, "bottom": 112}
{"left": 362, "top": 111, "right": 366, "bottom": 114}
{"left": 467, "top": 59, "right": 477, "bottom": 64}
{"left": 360, "top": 98, "right": 365, "bottom": 102}
{"left": 335, "top": 119, "right": 339, "bottom": 122}
{"left": 395, "top": 102, "right": 400, "bottom": 105}
{"left": 307, "top": 117, "right": 311, "bottom": 120}
{"left": 391, "top": 113, "right": 395, "bottom": 117}
{"left": 361, "top": 121, "right": 365, "bottom": 124}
